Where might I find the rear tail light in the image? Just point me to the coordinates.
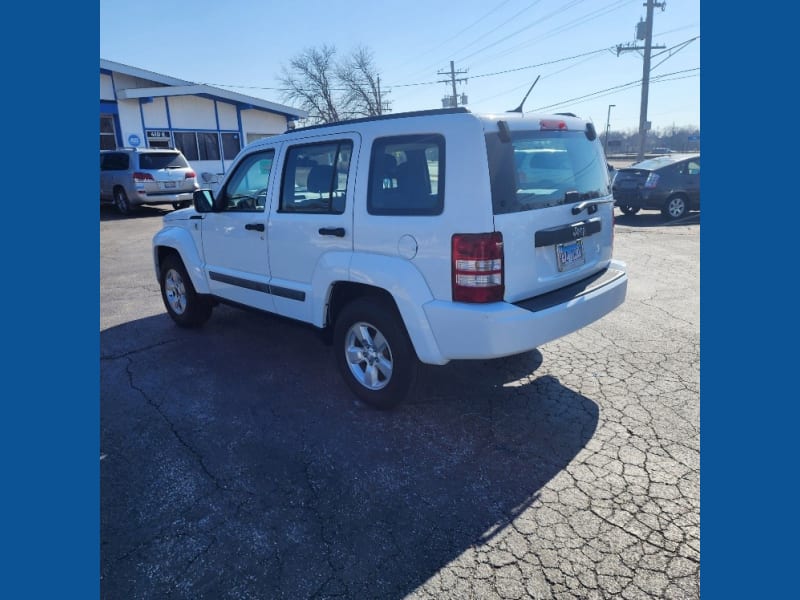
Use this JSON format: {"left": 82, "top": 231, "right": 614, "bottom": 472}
{"left": 612, "top": 211, "right": 616, "bottom": 249}
{"left": 540, "top": 119, "right": 567, "bottom": 131}
{"left": 452, "top": 232, "right": 504, "bottom": 303}
{"left": 185, "top": 170, "right": 196, "bottom": 179}
{"left": 644, "top": 173, "right": 660, "bottom": 188}
{"left": 132, "top": 172, "right": 154, "bottom": 182}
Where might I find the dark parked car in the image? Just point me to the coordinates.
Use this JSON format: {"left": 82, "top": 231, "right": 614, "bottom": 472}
{"left": 612, "top": 153, "right": 700, "bottom": 219}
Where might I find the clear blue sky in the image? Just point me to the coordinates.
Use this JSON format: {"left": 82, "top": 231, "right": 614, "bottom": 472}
{"left": 100, "top": 0, "right": 699, "bottom": 133}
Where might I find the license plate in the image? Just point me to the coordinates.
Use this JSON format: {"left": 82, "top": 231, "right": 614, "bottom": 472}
{"left": 164, "top": 181, "right": 176, "bottom": 189}
{"left": 556, "top": 239, "right": 585, "bottom": 271}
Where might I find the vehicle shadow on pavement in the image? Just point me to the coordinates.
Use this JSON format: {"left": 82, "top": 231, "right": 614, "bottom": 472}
{"left": 101, "top": 307, "right": 599, "bottom": 599}
{"left": 614, "top": 209, "right": 700, "bottom": 228}
{"left": 100, "top": 205, "right": 172, "bottom": 221}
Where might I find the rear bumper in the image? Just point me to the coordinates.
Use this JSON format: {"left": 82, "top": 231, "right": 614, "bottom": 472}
{"left": 422, "top": 261, "right": 627, "bottom": 362}
{"left": 613, "top": 190, "right": 664, "bottom": 209}
{"left": 130, "top": 189, "right": 195, "bottom": 206}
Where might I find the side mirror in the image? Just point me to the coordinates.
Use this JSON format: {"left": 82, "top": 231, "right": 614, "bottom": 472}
{"left": 193, "top": 189, "right": 215, "bottom": 213}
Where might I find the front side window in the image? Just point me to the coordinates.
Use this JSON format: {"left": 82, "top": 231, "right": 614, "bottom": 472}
{"left": 280, "top": 141, "right": 352, "bottom": 214}
{"left": 218, "top": 150, "right": 275, "bottom": 212}
{"left": 486, "top": 129, "right": 610, "bottom": 214}
{"left": 368, "top": 135, "right": 444, "bottom": 216}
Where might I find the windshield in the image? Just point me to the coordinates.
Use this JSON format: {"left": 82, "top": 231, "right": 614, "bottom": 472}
{"left": 486, "top": 130, "right": 610, "bottom": 215}
{"left": 139, "top": 152, "right": 189, "bottom": 170}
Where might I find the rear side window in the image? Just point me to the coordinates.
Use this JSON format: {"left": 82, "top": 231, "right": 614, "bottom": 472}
{"left": 368, "top": 135, "right": 444, "bottom": 216}
{"left": 100, "top": 153, "right": 129, "bottom": 171}
{"left": 486, "top": 130, "right": 609, "bottom": 214}
{"left": 279, "top": 140, "right": 352, "bottom": 214}
{"left": 138, "top": 152, "right": 189, "bottom": 170}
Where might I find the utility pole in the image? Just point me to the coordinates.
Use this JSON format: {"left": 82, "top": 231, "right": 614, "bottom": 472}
{"left": 617, "top": 0, "right": 666, "bottom": 161}
{"left": 375, "top": 76, "right": 392, "bottom": 114}
{"left": 438, "top": 61, "right": 468, "bottom": 108}
{"left": 604, "top": 104, "right": 615, "bottom": 156}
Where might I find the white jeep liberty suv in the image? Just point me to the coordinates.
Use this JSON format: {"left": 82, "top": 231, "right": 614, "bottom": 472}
{"left": 152, "top": 108, "right": 627, "bottom": 408}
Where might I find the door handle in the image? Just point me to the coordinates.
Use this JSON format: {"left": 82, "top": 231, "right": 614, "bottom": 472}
{"left": 245, "top": 223, "right": 265, "bottom": 232}
{"left": 319, "top": 227, "right": 345, "bottom": 237}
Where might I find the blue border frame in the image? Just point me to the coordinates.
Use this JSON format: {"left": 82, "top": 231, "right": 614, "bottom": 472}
{"left": 9, "top": 4, "right": 99, "bottom": 598}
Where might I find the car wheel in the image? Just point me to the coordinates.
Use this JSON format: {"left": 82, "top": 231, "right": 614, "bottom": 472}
{"left": 662, "top": 194, "right": 688, "bottom": 220}
{"left": 114, "top": 188, "right": 132, "bottom": 215}
{"left": 333, "top": 297, "right": 419, "bottom": 409}
{"left": 172, "top": 201, "right": 190, "bottom": 210}
{"left": 159, "top": 254, "right": 213, "bottom": 328}
{"left": 619, "top": 205, "right": 640, "bottom": 215}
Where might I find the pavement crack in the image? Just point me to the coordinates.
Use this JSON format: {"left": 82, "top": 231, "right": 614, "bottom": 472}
{"left": 589, "top": 507, "right": 699, "bottom": 565}
{"left": 123, "top": 356, "right": 232, "bottom": 493}
{"left": 102, "top": 338, "right": 180, "bottom": 361}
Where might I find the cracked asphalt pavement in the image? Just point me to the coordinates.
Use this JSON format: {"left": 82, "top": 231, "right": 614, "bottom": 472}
{"left": 100, "top": 206, "right": 700, "bottom": 599}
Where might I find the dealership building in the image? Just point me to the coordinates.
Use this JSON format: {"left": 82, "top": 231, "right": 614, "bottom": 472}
{"left": 100, "top": 59, "right": 307, "bottom": 180}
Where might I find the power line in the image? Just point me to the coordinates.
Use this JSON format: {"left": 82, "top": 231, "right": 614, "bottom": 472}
{"left": 470, "top": 0, "right": 638, "bottom": 68}
{"left": 454, "top": 0, "right": 588, "bottom": 65}
{"left": 530, "top": 67, "right": 699, "bottom": 111}
{"left": 467, "top": 47, "right": 611, "bottom": 80}
{"left": 393, "top": 0, "right": 519, "bottom": 81}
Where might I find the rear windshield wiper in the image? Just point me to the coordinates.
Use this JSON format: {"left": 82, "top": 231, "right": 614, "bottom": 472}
{"left": 566, "top": 191, "right": 613, "bottom": 215}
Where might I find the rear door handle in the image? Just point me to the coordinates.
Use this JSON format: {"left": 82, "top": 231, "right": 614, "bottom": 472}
{"left": 245, "top": 223, "right": 265, "bottom": 232}
{"left": 319, "top": 227, "right": 345, "bottom": 237}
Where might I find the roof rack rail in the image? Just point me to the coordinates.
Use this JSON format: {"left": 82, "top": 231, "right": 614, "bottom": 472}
{"left": 291, "top": 107, "right": 471, "bottom": 133}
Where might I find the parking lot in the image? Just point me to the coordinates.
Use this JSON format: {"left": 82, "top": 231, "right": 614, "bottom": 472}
{"left": 100, "top": 206, "right": 700, "bottom": 599}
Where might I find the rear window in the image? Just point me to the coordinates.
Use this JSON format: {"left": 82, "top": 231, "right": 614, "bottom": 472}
{"left": 486, "top": 130, "right": 610, "bottom": 215}
{"left": 631, "top": 156, "right": 681, "bottom": 170}
{"left": 138, "top": 152, "right": 189, "bottom": 170}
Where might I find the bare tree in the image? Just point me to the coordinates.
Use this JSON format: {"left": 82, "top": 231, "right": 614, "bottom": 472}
{"left": 279, "top": 45, "right": 340, "bottom": 124}
{"left": 336, "top": 46, "right": 385, "bottom": 118}
{"left": 279, "top": 45, "right": 387, "bottom": 124}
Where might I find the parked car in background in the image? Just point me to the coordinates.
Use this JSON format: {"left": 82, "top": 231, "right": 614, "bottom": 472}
{"left": 612, "top": 153, "right": 700, "bottom": 220}
{"left": 101, "top": 148, "right": 199, "bottom": 215}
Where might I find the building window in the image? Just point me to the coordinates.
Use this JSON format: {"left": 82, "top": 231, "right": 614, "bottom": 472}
{"left": 173, "top": 132, "right": 199, "bottom": 161}
{"left": 247, "top": 133, "right": 273, "bottom": 145}
{"left": 173, "top": 131, "right": 224, "bottom": 161}
{"left": 221, "top": 133, "right": 241, "bottom": 160}
{"left": 100, "top": 116, "right": 117, "bottom": 150}
{"left": 198, "top": 132, "right": 220, "bottom": 161}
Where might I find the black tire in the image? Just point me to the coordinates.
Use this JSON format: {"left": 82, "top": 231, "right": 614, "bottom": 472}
{"left": 662, "top": 194, "right": 688, "bottom": 220}
{"left": 114, "top": 187, "right": 132, "bottom": 215}
{"left": 159, "top": 254, "right": 213, "bottom": 328}
{"left": 172, "top": 201, "right": 190, "bottom": 210}
{"left": 619, "top": 205, "right": 640, "bottom": 216}
{"left": 333, "top": 296, "right": 419, "bottom": 409}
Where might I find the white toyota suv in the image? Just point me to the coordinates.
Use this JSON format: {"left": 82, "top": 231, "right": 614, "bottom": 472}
{"left": 152, "top": 108, "right": 627, "bottom": 408}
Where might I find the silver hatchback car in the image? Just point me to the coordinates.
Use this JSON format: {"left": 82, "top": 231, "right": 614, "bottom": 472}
{"left": 100, "top": 148, "right": 199, "bottom": 215}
